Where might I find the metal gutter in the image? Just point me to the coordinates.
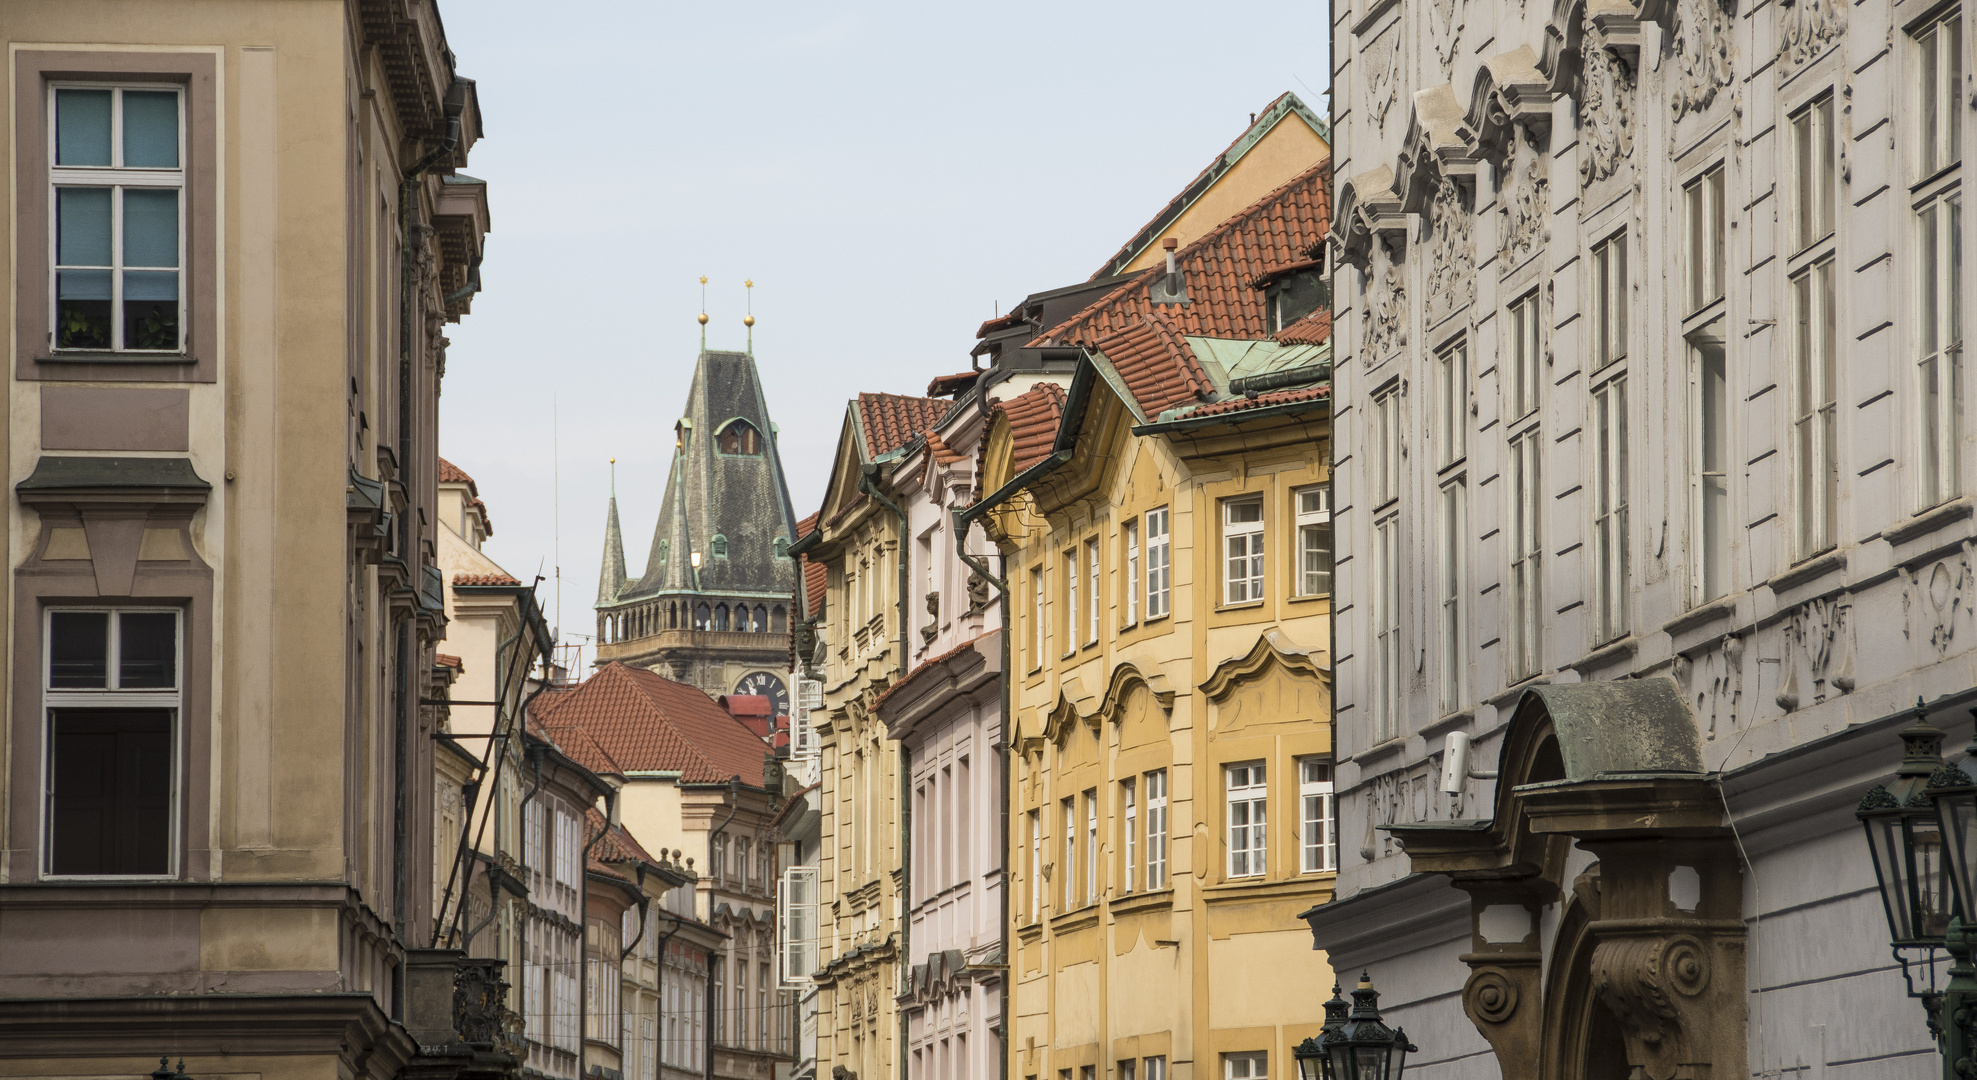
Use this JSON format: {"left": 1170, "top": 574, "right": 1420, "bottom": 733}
{"left": 1130, "top": 393, "right": 1330, "bottom": 436}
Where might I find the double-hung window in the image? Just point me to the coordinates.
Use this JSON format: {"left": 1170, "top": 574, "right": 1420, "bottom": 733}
{"left": 1145, "top": 769, "right": 1169, "bottom": 889}
{"left": 49, "top": 86, "right": 185, "bottom": 353}
{"left": 1121, "top": 778, "right": 1138, "bottom": 893}
{"left": 1592, "top": 232, "right": 1629, "bottom": 369}
{"left": 1226, "top": 763, "right": 1267, "bottom": 878}
{"left": 1792, "top": 93, "right": 1840, "bottom": 552}
{"left": 1223, "top": 498, "right": 1265, "bottom": 604}
{"left": 1691, "top": 325, "right": 1731, "bottom": 602}
{"left": 1437, "top": 337, "right": 1469, "bottom": 463}
{"left": 1224, "top": 1052, "right": 1266, "bottom": 1080}
{"left": 1438, "top": 477, "right": 1469, "bottom": 710}
{"left": 1124, "top": 521, "right": 1141, "bottom": 625}
{"left": 1372, "top": 385, "right": 1403, "bottom": 741}
{"left": 1299, "top": 759, "right": 1335, "bottom": 873}
{"left": 1084, "top": 789, "right": 1098, "bottom": 904}
{"left": 1144, "top": 508, "right": 1171, "bottom": 619}
{"left": 45, "top": 608, "right": 181, "bottom": 876}
{"left": 1027, "top": 808, "right": 1042, "bottom": 920}
{"left": 1061, "top": 797, "right": 1077, "bottom": 910}
{"left": 1295, "top": 486, "right": 1332, "bottom": 596}
{"left": 1030, "top": 567, "right": 1045, "bottom": 671}
{"left": 1685, "top": 164, "right": 1728, "bottom": 313}
{"left": 1085, "top": 538, "right": 1100, "bottom": 644}
{"left": 1507, "top": 291, "right": 1543, "bottom": 421}
{"left": 1507, "top": 428, "right": 1543, "bottom": 681}
{"left": 1916, "top": 13, "right": 1964, "bottom": 507}
{"left": 1063, "top": 551, "right": 1077, "bottom": 656}
{"left": 1593, "top": 375, "right": 1631, "bottom": 643}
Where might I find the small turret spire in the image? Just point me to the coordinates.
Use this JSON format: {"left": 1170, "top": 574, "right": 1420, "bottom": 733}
{"left": 697, "top": 275, "right": 709, "bottom": 349}
{"left": 597, "top": 461, "right": 627, "bottom": 606}
{"left": 744, "top": 279, "right": 756, "bottom": 354}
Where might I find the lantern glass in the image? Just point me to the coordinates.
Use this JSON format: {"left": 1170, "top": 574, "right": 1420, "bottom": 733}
{"left": 1351, "top": 1045, "right": 1385, "bottom": 1080}
{"left": 1294, "top": 1040, "right": 1328, "bottom": 1080}
{"left": 1911, "top": 812, "right": 1956, "bottom": 940}
{"left": 1937, "top": 785, "right": 1977, "bottom": 921}
{"left": 1386, "top": 1032, "right": 1409, "bottom": 1079}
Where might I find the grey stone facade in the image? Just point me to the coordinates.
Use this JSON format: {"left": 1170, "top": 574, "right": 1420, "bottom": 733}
{"left": 1317, "top": 0, "right": 1973, "bottom": 1075}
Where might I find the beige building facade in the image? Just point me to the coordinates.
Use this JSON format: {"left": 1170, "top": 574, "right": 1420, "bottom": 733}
{"left": 0, "top": 2, "right": 498, "bottom": 1078}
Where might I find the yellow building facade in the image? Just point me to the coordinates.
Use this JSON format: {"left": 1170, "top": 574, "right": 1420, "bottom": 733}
{"left": 971, "top": 156, "right": 1337, "bottom": 1080}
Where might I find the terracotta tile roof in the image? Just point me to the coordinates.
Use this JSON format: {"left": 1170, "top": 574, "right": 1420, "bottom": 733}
{"left": 438, "top": 456, "right": 479, "bottom": 495}
{"left": 857, "top": 393, "right": 951, "bottom": 457}
{"left": 587, "top": 807, "right": 660, "bottom": 866}
{"left": 1273, "top": 309, "right": 1332, "bottom": 345}
{"left": 1175, "top": 383, "right": 1332, "bottom": 419}
{"left": 926, "top": 371, "right": 979, "bottom": 399}
{"left": 990, "top": 382, "right": 1066, "bottom": 475}
{"left": 454, "top": 571, "right": 522, "bottom": 586}
{"left": 794, "top": 512, "right": 826, "bottom": 618}
{"left": 530, "top": 662, "right": 770, "bottom": 784}
{"left": 1033, "top": 159, "right": 1332, "bottom": 416}
{"left": 924, "top": 430, "right": 967, "bottom": 466}
{"left": 435, "top": 653, "right": 463, "bottom": 670}
{"left": 874, "top": 632, "right": 996, "bottom": 713}
{"left": 534, "top": 721, "right": 625, "bottom": 779}
{"left": 976, "top": 311, "right": 1024, "bottom": 338}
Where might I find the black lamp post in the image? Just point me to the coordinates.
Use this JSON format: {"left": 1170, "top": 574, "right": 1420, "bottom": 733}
{"left": 1294, "top": 982, "right": 1351, "bottom": 1080}
{"left": 1858, "top": 699, "right": 1977, "bottom": 1077}
{"left": 1305, "top": 972, "right": 1414, "bottom": 1080}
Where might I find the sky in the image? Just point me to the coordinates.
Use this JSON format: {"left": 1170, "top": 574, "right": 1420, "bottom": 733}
{"left": 437, "top": 1, "right": 1331, "bottom": 660}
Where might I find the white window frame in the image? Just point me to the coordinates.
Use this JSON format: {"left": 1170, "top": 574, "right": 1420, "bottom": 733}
{"left": 46, "top": 83, "right": 187, "bottom": 354}
{"left": 1121, "top": 778, "right": 1137, "bottom": 894}
{"left": 1084, "top": 789, "right": 1098, "bottom": 904}
{"left": 1436, "top": 337, "right": 1469, "bottom": 466}
{"left": 1295, "top": 485, "right": 1332, "bottom": 597}
{"left": 1918, "top": 12, "right": 1964, "bottom": 178}
{"left": 1222, "top": 497, "right": 1265, "bottom": 605}
{"left": 1792, "top": 257, "right": 1839, "bottom": 555}
{"left": 1085, "top": 537, "right": 1100, "bottom": 645}
{"left": 1794, "top": 94, "right": 1839, "bottom": 252}
{"left": 1145, "top": 769, "right": 1168, "bottom": 890}
{"left": 1592, "top": 230, "right": 1629, "bottom": 370}
{"left": 1438, "top": 476, "right": 1468, "bottom": 712}
{"left": 1684, "top": 163, "right": 1728, "bottom": 313}
{"left": 1593, "top": 374, "right": 1631, "bottom": 644}
{"left": 1507, "top": 291, "right": 1543, "bottom": 422}
{"left": 1372, "top": 513, "right": 1401, "bottom": 741}
{"left": 1061, "top": 796, "right": 1076, "bottom": 910}
{"left": 1507, "top": 428, "right": 1543, "bottom": 682}
{"left": 1144, "top": 508, "right": 1171, "bottom": 620}
{"left": 1374, "top": 386, "right": 1401, "bottom": 507}
{"left": 1124, "top": 520, "right": 1141, "bottom": 626}
{"left": 1689, "top": 324, "right": 1731, "bottom": 603}
{"left": 1914, "top": 7, "right": 1963, "bottom": 511}
{"left": 1145, "top": 1058, "right": 1168, "bottom": 1080}
{"left": 1030, "top": 566, "right": 1044, "bottom": 671}
{"left": 1063, "top": 550, "right": 1077, "bottom": 658}
{"left": 1223, "top": 1051, "right": 1267, "bottom": 1080}
{"left": 1225, "top": 762, "right": 1267, "bottom": 879}
{"left": 1299, "top": 758, "right": 1335, "bottom": 873}
{"left": 1027, "top": 808, "right": 1042, "bottom": 921}
{"left": 41, "top": 605, "right": 184, "bottom": 879}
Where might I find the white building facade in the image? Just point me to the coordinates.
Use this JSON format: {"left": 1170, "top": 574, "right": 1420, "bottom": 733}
{"left": 1314, "top": 0, "right": 1973, "bottom": 1075}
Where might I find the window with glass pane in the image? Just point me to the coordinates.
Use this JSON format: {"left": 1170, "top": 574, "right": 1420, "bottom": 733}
{"left": 1124, "top": 521, "right": 1140, "bottom": 625}
{"left": 1793, "top": 258, "right": 1838, "bottom": 554}
{"left": 1027, "top": 808, "right": 1041, "bottom": 919}
{"left": 1226, "top": 763, "right": 1267, "bottom": 878}
{"left": 50, "top": 86, "right": 183, "bottom": 352}
{"left": 1145, "top": 1058, "right": 1168, "bottom": 1080}
{"left": 1793, "top": 95, "right": 1836, "bottom": 250}
{"left": 1593, "top": 232, "right": 1629, "bottom": 367}
{"left": 1593, "top": 376, "right": 1631, "bottom": 643}
{"left": 1084, "top": 789, "right": 1098, "bottom": 903}
{"left": 1438, "top": 337, "right": 1469, "bottom": 465}
{"left": 1121, "top": 778, "right": 1138, "bottom": 894}
{"left": 1374, "top": 387, "right": 1401, "bottom": 506}
{"left": 1145, "top": 769, "right": 1168, "bottom": 889}
{"left": 1508, "top": 430, "right": 1543, "bottom": 681}
{"left": 1691, "top": 329, "right": 1730, "bottom": 601}
{"left": 45, "top": 607, "right": 181, "bottom": 876}
{"left": 1685, "top": 164, "right": 1727, "bottom": 312}
{"left": 1300, "top": 759, "right": 1335, "bottom": 873}
{"left": 1031, "top": 567, "right": 1044, "bottom": 670}
{"left": 1919, "top": 190, "right": 1962, "bottom": 506}
{"left": 1295, "top": 486, "right": 1332, "bottom": 596}
{"left": 1373, "top": 514, "right": 1402, "bottom": 739}
{"left": 1918, "top": 16, "right": 1962, "bottom": 178}
{"left": 1507, "top": 291, "right": 1543, "bottom": 420}
{"left": 1085, "top": 538, "right": 1100, "bottom": 644}
{"left": 1063, "top": 550, "right": 1077, "bottom": 655}
{"left": 1223, "top": 498, "right": 1265, "bottom": 604}
{"left": 1061, "top": 797, "right": 1076, "bottom": 909}
{"left": 1223, "top": 1051, "right": 1266, "bottom": 1080}
{"left": 1439, "top": 478, "right": 1467, "bottom": 712}
{"left": 1145, "top": 508, "right": 1171, "bottom": 619}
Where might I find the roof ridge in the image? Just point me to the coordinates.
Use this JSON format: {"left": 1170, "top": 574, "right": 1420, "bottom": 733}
{"left": 614, "top": 664, "right": 726, "bottom": 780}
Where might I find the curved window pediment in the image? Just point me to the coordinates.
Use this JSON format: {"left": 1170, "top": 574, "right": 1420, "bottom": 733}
{"left": 718, "top": 420, "right": 762, "bottom": 456}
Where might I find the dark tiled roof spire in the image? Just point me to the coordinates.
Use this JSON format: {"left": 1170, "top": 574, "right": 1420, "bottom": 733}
{"left": 598, "top": 457, "right": 626, "bottom": 605}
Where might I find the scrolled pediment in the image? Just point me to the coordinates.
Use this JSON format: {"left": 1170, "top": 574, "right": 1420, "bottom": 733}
{"left": 1198, "top": 630, "right": 1328, "bottom": 702}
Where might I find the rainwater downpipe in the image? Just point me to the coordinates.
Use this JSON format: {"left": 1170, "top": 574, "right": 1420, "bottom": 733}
{"left": 857, "top": 461, "right": 912, "bottom": 1080}
{"left": 707, "top": 776, "right": 743, "bottom": 1080}
{"left": 950, "top": 507, "right": 1012, "bottom": 1080}
{"left": 391, "top": 75, "right": 465, "bottom": 961}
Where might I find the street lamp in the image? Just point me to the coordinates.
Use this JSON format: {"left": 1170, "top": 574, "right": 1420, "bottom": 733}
{"left": 1294, "top": 982, "right": 1350, "bottom": 1080}
{"left": 1320, "top": 973, "right": 1414, "bottom": 1080}
{"left": 149, "top": 1059, "right": 191, "bottom": 1080}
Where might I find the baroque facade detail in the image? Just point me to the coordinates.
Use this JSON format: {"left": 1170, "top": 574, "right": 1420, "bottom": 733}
{"left": 1498, "top": 129, "right": 1549, "bottom": 265}
{"left": 1902, "top": 548, "right": 1975, "bottom": 657}
{"left": 1778, "top": 0, "right": 1847, "bottom": 71}
{"left": 1670, "top": 0, "right": 1734, "bottom": 120}
{"left": 1362, "top": 247, "right": 1408, "bottom": 362}
{"left": 1364, "top": 23, "right": 1403, "bottom": 134}
{"left": 1577, "top": 21, "right": 1636, "bottom": 186}
{"left": 1425, "top": 177, "right": 1475, "bottom": 324}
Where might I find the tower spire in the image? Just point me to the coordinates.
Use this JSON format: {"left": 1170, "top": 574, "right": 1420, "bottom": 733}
{"left": 697, "top": 275, "right": 709, "bottom": 350}
{"left": 744, "top": 278, "right": 756, "bottom": 354}
{"left": 597, "top": 458, "right": 627, "bottom": 606}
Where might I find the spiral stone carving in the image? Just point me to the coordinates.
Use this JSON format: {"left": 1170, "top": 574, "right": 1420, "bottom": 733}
{"left": 1664, "top": 936, "right": 1710, "bottom": 997}
{"left": 1467, "top": 968, "right": 1519, "bottom": 1024}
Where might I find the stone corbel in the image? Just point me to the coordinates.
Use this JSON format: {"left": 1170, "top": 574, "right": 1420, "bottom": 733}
{"left": 1587, "top": 0, "right": 1647, "bottom": 70}
{"left": 1588, "top": 930, "right": 1739, "bottom": 1080}
{"left": 1453, "top": 879, "right": 1551, "bottom": 1074}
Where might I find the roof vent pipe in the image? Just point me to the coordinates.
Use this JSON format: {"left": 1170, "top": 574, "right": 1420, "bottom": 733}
{"left": 1163, "top": 236, "right": 1179, "bottom": 278}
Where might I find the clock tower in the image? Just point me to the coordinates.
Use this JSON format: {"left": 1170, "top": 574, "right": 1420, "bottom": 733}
{"left": 593, "top": 331, "right": 798, "bottom": 709}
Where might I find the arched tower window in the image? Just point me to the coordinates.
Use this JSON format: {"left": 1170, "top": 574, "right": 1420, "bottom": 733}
{"left": 754, "top": 605, "right": 768, "bottom": 632}
{"left": 695, "top": 603, "right": 711, "bottom": 630}
{"left": 771, "top": 605, "right": 787, "bottom": 633}
{"left": 718, "top": 420, "right": 762, "bottom": 455}
{"left": 669, "top": 602, "right": 679, "bottom": 629}
{"left": 711, "top": 534, "right": 729, "bottom": 559}
{"left": 773, "top": 537, "right": 789, "bottom": 559}
{"left": 715, "top": 604, "right": 731, "bottom": 631}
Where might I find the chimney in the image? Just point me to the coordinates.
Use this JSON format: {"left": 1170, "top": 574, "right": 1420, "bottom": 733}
{"left": 1150, "top": 237, "right": 1190, "bottom": 306}
{"left": 1163, "top": 236, "right": 1179, "bottom": 278}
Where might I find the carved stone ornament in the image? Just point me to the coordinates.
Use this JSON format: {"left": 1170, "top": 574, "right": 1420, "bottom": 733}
{"left": 1776, "top": 596, "right": 1853, "bottom": 712}
{"left": 1361, "top": 247, "right": 1407, "bottom": 364}
{"left": 1577, "top": 19, "right": 1637, "bottom": 187}
{"left": 1902, "top": 549, "right": 1974, "bottom": 657}
{"left": 1589, "top": 934, "right": 1715, "bottom": 1080}
{"left": 1778, "top": 0, "right": 1846, "bottom": 71}
{"left": 1431, "top": 0, "right": 1466, "bottom": 70}
{"left": 1364, "top": 24, "right": 1402, "bottom": 135}
{"left": 1676, "top": 632, "right": 1744, "bottom": 740}
{"left": 1498, "top": 129, "right": 1549, "bottom": 265}
{"left": 965, "top": 570, "right": 991, "bottom": 615}
{"left": 1670, "top": 0, "right": 1734, "bottom": 121}
{"left": 1425, "top": 177, "right": 1475, "bottom": 324}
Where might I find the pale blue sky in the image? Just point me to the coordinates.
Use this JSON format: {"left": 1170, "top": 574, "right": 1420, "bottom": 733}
{"left": 437, "top": 1, "right": 1331, "bottom": 655}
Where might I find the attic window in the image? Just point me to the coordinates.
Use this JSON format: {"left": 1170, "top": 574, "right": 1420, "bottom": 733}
{"left": 773, "top": 537, "right": 790, "bottom": 559}
{"left": 719, "top": 421, "right": 762, "bottom": 456}
{"left": 711, "top": 534, "right": 729, "bottom": 559}
{"left": 1264, "top": 267, "right": 1328, "bottom": 332}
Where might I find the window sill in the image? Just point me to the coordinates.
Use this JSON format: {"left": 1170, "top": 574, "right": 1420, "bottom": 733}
{"left": 1288, "top": 591, "right": 1332, "bottom": 604}
{"left": 1663, "top": 595, "right": 1736, "bottom": 636}
{"left": 1420, "top": 708, "right": 1473, "bottom": 739}
{"left": 1883, "top": 497, "right": 1974, "bottom": 547}
{"left": 1215, "top": 599, "right": 1266, "bottom": 614}
{"left": 1048, "top": 906, "right": 1102, "bottom": 933}
{"left": 1349, "top": 735, "right": 1407, "bottom": 767}
{"left": 1563, "top": 635, "right": 1637, "bottom": 674}
{"left": 1768, "top": 549, "right": 1845, "bottom": 594}
{"left": 37, "top": 352, "right": 196, "bottom": 365}
{"left": 1107, "top": 888, "right": 1175, "bottom": 917}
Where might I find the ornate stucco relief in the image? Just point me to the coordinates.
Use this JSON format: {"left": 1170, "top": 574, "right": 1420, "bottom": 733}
{"left": 1902, "top": 548, "right": 1975, "bottom": 657}
{"left": 1425, "top": 177, "right": 1475, "bottom": 324}
{"left": 1578, "top": 20, "right": 1637, "bottom": 187}
{"left": 1779, "top": 0, "right": 1847, "bottom": 71}
{"left": 1677, "top": 632, "right": 1744, "bottom": 740}
{"left": 1362, "top": 245, "right": 1408, "bottom": 363}
{"left": 1775, "top": 595, "right": 1854, "bottom": 713}
{"left": 1498, "top": 128, "right": 1550, "bottom": 265}
{"left": 1671, "top": 0, "right": 1734, "bottom": 120}
{"left": 1364, "top": 22, "right": 1403, "bottom": 135}
{"left": 1431, "top": 0, "right": 1466, "bottom": 70}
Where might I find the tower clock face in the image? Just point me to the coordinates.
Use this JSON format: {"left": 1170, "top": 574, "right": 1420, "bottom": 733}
{"left": 734, "top": 671, "right": 790, "bottom": 716}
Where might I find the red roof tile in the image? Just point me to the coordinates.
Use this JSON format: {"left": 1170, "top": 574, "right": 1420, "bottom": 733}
{"left": 990, "top": 382, "right": 1066, "bottom": 475}
{"left": 1273, "top": 308, "right": 1332, "bottom": 346}
{"left": 1033, "top": 159, "right": 1332, "bottom": 415}
{"left": 926, "top": 371, "right": 979, "bottom": 399}
{"left": 587, "top": 807, "right": 660, "bottom": 866}
{"left": 530, "top": 662, "right": 770, "bottom": 785}
{"left": 534, "top": 721, "right": 626, "bottom": 778}
{"left": 874, "top": 632, "right": 996, "bottom": 713}
{"left": 454, "top": 571, "right": 522, "bottom": 586}
{"left": 1173, "top": 383, "right": 1332, "bottom": 419}
{"left": 857, "top": 393, "right": 951, "bottom": 457}
{"left": 923, "top": 430, "right": 967, "bottom": 466}
{"left": 794, "top": 512, "right": 826, "bottom": 618}
{"left": 435, "top": 653, "right": 463, "bottom": 669}
{"left": 438, "top": 457, "right": 479, "bottom": 495}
